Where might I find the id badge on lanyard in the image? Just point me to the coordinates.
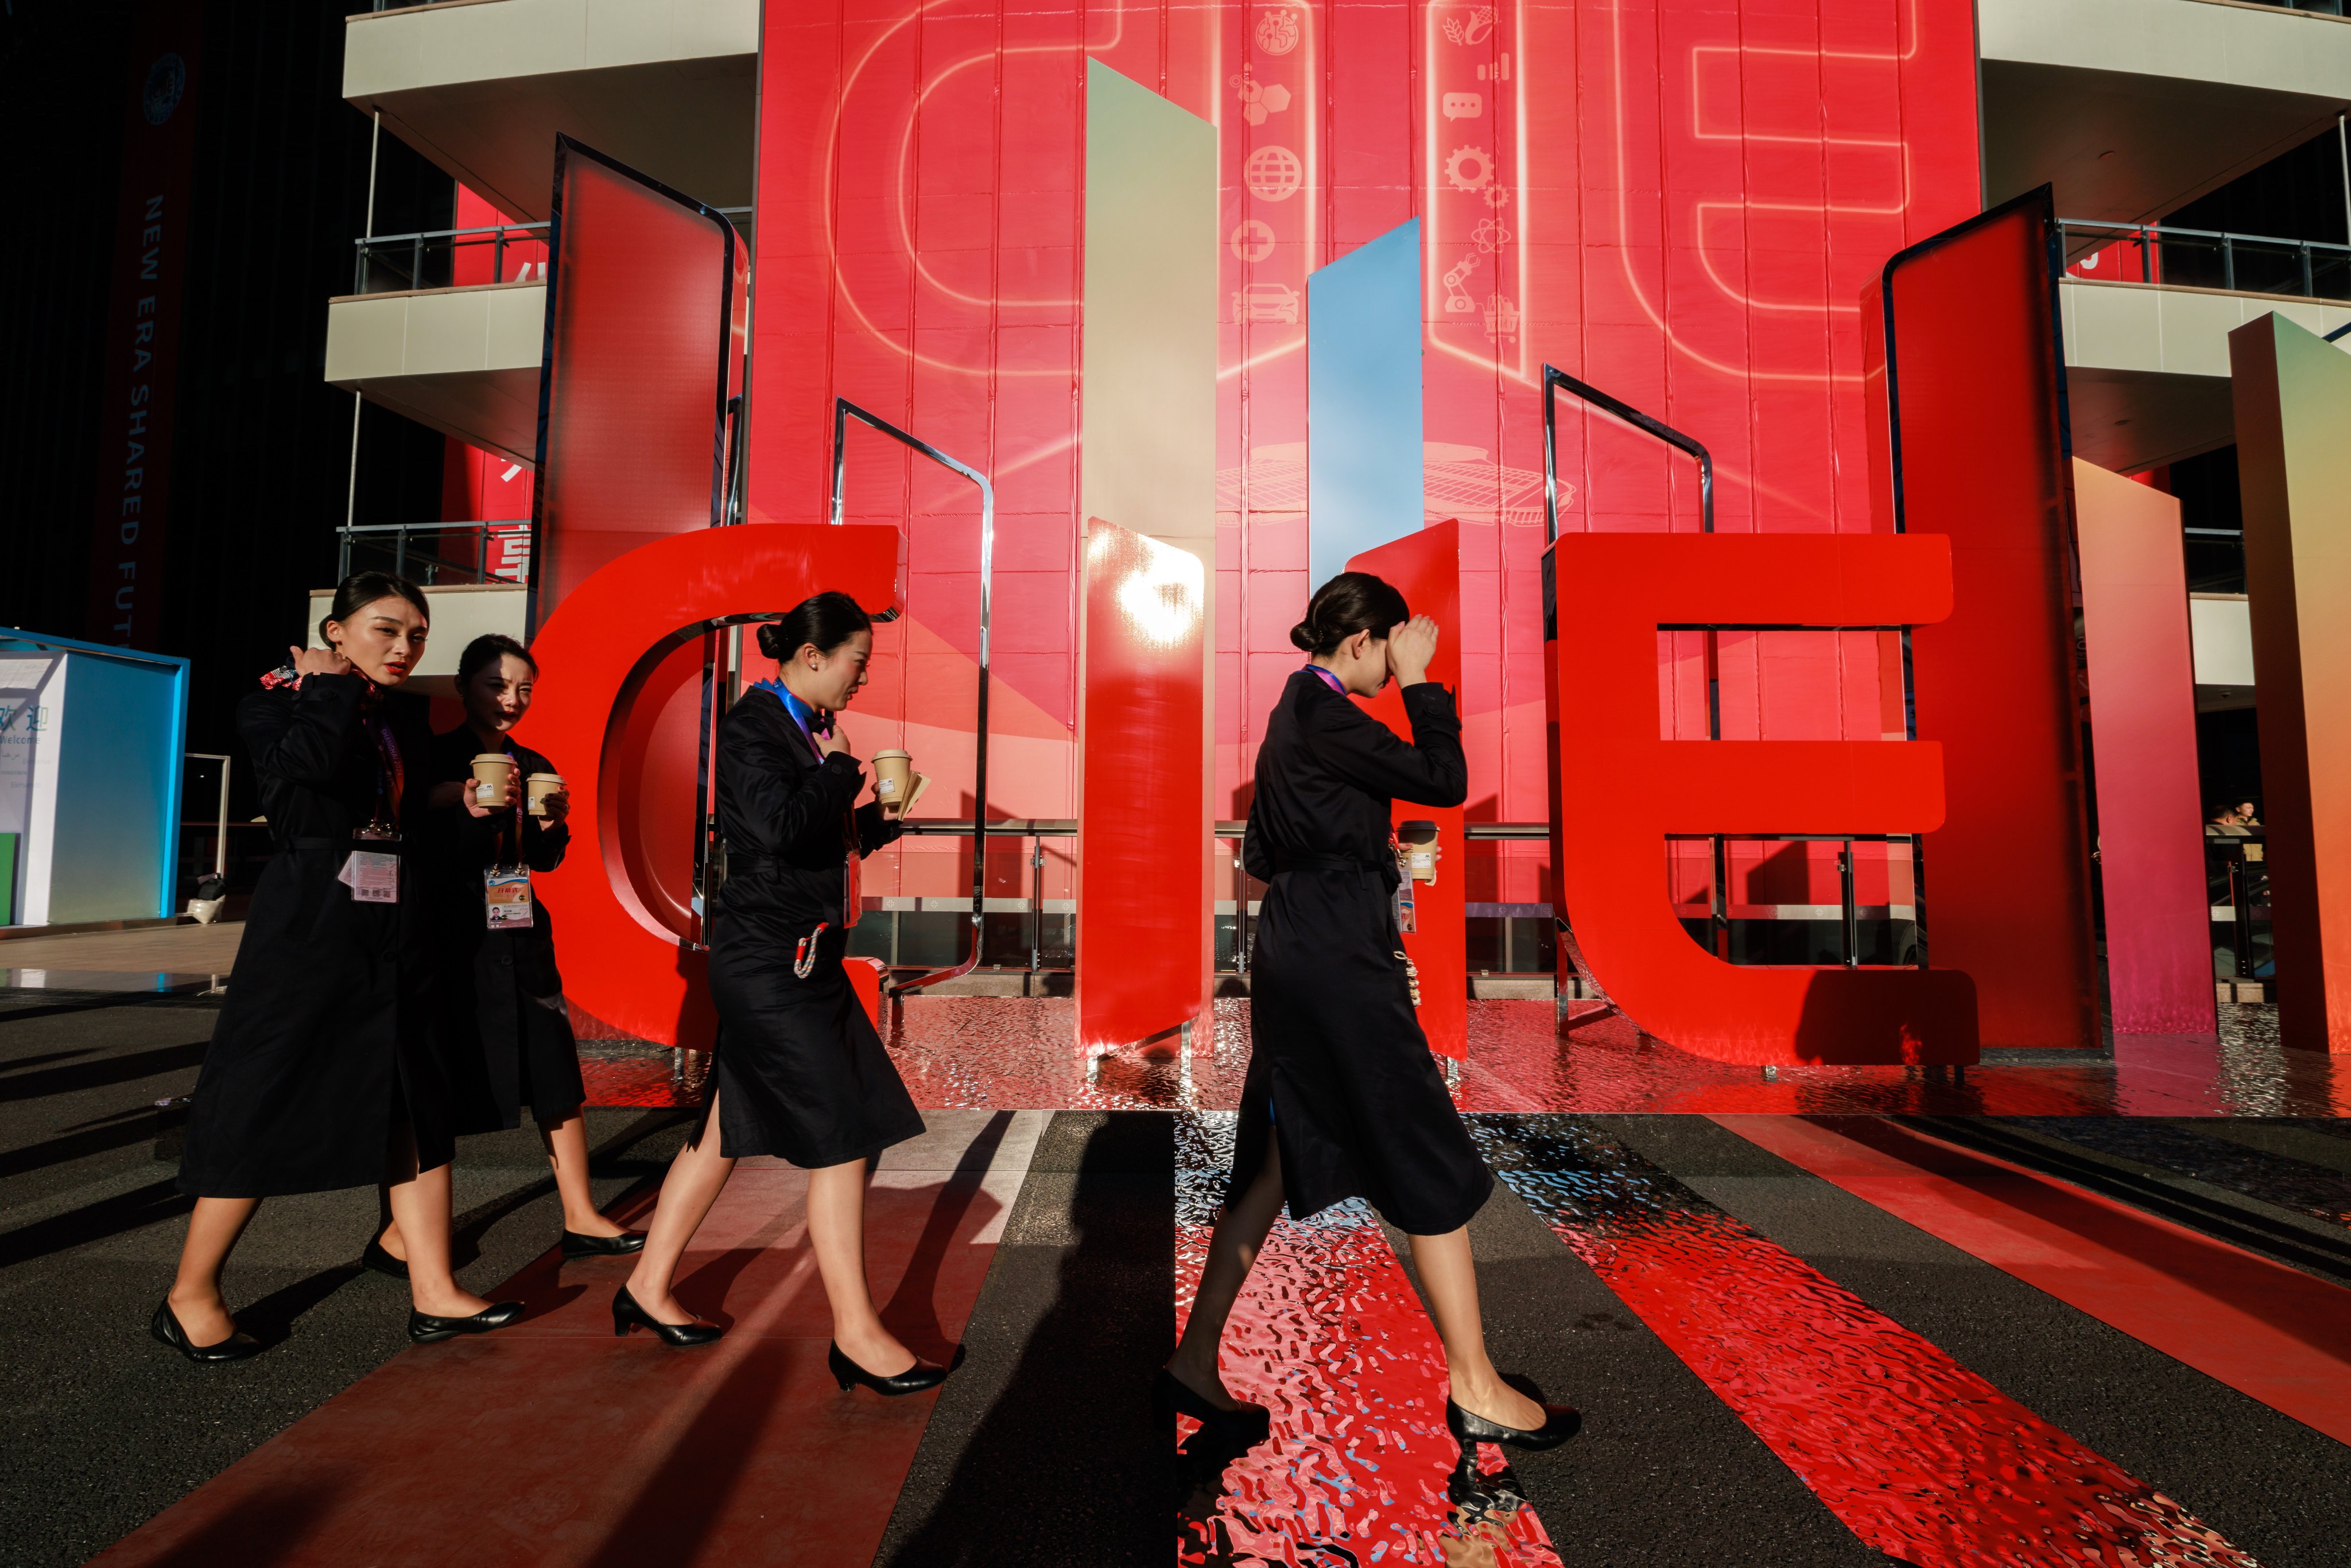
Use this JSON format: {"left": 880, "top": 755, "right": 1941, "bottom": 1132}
{"left": 484, "top": 867, "right": 535, "bottom": 929}
{"left": 338, "top": 851, "right": 399, "bottom": 903}
{"left": 1391, "top": 840, "right": 1417, "bottom": 934}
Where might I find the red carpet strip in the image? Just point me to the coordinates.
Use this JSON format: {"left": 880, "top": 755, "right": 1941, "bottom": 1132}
{"left": 1175, "top": 1112, "right": 1561, "bottom": 1567}
{"left": 1468, "top": 1116, "right": 2261, "bottom": 1568}
{"left": 94, "top": 1112, "right": 1041, "bottom": 1568}
{"left": 1720, "top": 1113, "right": 2351, "bottom": 1447}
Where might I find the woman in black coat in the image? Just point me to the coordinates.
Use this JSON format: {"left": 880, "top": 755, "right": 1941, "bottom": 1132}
{"left": 160, "top": 573, "right": 521, "bottom": 1361}
{"left": 615, "top": 592, "right": 944, "bottom": 1394}
{"left": 1158, "top": 573, "right": 1579, "bottom": 1466}
{"left": 366, "top": 634, "right": 642, "bottom": 1278}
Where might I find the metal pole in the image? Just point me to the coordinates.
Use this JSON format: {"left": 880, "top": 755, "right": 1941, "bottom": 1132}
{"left": 215, "top": 756, "right": 230, "bottom": 878}
{"left": 1030, "top": 836, "right": 1043, "bottom": 973}
{"left": 1840, "top": 840, "right": 1859, "bottom": 968}
{"left": 2223, "top": 233, "right": 2236, "bottom": 292}
{"left": 2339, "top": 114, "right": 2350, "bottom": 257}
{"left": 344, "top": 111, "right": 381, "bottom": 542}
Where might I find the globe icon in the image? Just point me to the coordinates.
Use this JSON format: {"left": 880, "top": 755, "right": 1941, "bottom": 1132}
{"left": 1244, "top": 145, "right": 1303, "bottom": 203}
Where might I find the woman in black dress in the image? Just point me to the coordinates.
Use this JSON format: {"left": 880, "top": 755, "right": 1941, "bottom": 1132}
{"left": 615, "top": 593, "right": 943, "bottom": 1394}
{"left": 1159, "top": 573, "right": 1579, "bottom": 1461}
{"left": 367, "top": 634, "right": 641, "bottom": 1278}
{"left": 160, "top": 573, "right": 522, "bottom": 1361}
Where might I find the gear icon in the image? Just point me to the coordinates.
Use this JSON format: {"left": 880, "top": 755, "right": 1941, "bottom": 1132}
{"left": 1483, "top": 183, "right": 1510, "bottom": 208}
{"left": 1445, "top": 145, "right": 1493, "bottom": 193}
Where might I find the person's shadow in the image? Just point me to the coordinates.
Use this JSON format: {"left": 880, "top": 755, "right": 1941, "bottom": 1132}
{"left": 874, "top": 1111, "right": 1174, "bottom": 1566}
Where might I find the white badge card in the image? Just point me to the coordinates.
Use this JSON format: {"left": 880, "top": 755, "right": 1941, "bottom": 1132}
{"left": 337, "top": 851, "right": 400, "bottom": 904}
{"left": 484, "top": 867, "right": 536, "bottom": 929}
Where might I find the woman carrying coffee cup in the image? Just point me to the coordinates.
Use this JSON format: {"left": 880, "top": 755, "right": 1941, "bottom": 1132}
{"left": 160, "top": 573, "right": 521, "bottom": 1361}
{"left": 615, "top": 593, "right": 940, "bottom": 1395}
{"left": 367, "top": 634, "right": 642, "bottom": 1277}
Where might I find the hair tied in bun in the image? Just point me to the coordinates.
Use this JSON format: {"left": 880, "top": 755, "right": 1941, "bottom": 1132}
{"left": 1291, "top": 572, "right": 1410, "bottom": 657}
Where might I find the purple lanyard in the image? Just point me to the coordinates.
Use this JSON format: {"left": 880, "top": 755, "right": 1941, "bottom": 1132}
{"left": 1302, "top": 664, "right": 1346, "bottom": 694}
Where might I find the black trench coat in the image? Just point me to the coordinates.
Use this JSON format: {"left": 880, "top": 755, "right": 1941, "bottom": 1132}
{"left": 177, "top": 673, "right": 455, "bottom": 1198}
{"left": 423, "top": 729, "right": 586, "bottom": 1134}
{"left": 1232, "top": 668, "right": 1488, "bottom": 1236}
{"left": 703, "top": 687, "right": 920, "bottom": 1167}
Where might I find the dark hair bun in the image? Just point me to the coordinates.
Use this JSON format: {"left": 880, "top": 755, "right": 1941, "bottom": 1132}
{"left": 757, "top": 591, "right": 872, "bottom": 665}
{"left": 1289, "top": 620, "right": 1317, "bottom": 653}
{"left": 1290, "top": 572, "right": 1410, "bottom": 657}
{"left": 755, "top": 622, "right": 786, "bottom": 660}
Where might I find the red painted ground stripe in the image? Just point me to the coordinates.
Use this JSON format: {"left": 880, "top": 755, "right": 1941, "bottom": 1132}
{"left": 1718, "top": 1113, "right": 2351, "bottom": 1447}
{"left": 94, "top": 1113, "right": 1039, "bottom": 1568}
{"left": 1175, "top": 1113, "right": 1559, "bottom": 1567}
{"left": 1473, "top": 1120, "right": 2259, "bottom": 1568}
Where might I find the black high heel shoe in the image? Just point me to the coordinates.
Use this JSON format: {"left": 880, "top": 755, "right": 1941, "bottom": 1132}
{"left": 1446, "top": 1372, "right": 1582, "bottom": 1453}
{"left": 408, "top": 1299, "right": 525, "bottom": 1344}
{"left": 829, "top": 1341, "right": 947, "bottom": 1396}
{"left": 1153, "top": 1367, "right": 1271, "bottom": 1443}
{"left": 360, "top": 1235, "right": 409, "bottom": 1280}
{"left": 151, "top": 1299, "right": 263, "bottom": 1363}
{"left": 611, "top": 1285, "right": 723, "bottom": 1347}
{"left": 562, "top": 1228, "right": 647, "bottom": 1260}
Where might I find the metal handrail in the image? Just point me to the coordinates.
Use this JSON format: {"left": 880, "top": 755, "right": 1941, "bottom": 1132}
{"left": 2059, "top": 216, "right": 2351, "bottom": 297}
{"left": 350, "top": 209, "right": 753, "bottom": 294}
{"left": 336, "top": 520, "right": 530, "bottom": 585}
{"left": 831, "top": 397, "right": 994, "bottom": 999}
{"left": 1541, "top": 362, "right": 1714, "bottom": 544}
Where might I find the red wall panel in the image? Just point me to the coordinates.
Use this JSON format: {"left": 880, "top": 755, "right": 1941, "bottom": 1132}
{"left": 1863, "top": 196, "right": 2100, "bottom": 1050}
{"left": 1348, "top": 521, "right": 1466, "bottom": 1060}
{"left": 746, "top": 0, "right": 1982, "bottom": 925}
{"left": 1076, "top": 519, "right": 1209, "bottom": 1050}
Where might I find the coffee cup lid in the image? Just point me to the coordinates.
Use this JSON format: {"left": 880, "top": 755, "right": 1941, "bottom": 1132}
{"left": 527, "top": 773, "right": 562, "bottom": 783}
{"left": 474, "top": 754, "right": 513, "bottom": 764}
{"left": 872, "top": 749, "right": 911, "bottom": 759}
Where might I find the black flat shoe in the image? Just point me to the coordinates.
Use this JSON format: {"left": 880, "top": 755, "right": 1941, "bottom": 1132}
{"left": 151, "top": 1299, "right": 263, "bottom": 1363}
{"left": 361, "top": 1235, "right": 410, "bottom": 1280}
{"left": 562, "top": 1228, "right": 647, "bottom": 1260}
{"left": 1446, "top": 1372, "right": 1581, "bottom": 1453}
{"left": 611, "top": 1285, "right": 722, "bottom": 1347}
{"left": 829, "top": 1340, "right": 947, "bottom": 1396}
{"left": 1153, "top": 1367, "right": 1271, "bottom": 1443}
{"left": 408, "top": 1300, "right": 525, "bottom": 1344}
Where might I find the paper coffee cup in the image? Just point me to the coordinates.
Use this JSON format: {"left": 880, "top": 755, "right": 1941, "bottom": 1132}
{"left": 871, "top": 750, "right": 914, "bottom": 816}
{"left": 1399, "top": 820, "right": 1440, "bottom": 884}
{"left": 472, "top": 753, "right": 515, "bottom": 807}
{"left": 526, "top": 772, "right": 564, "bottom": 818}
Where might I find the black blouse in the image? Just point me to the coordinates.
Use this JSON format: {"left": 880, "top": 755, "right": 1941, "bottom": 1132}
{"left": 1243, "top": 669, "right": 1467, "bottom": 881}
{"left": 240, "top": 673, "right": 433, "bottom": 849}
{"left": 424, "top": 727, "right": 570, "bottom": 875}
{"left": 712, "top": 688, "right": 903, "bottom": 929}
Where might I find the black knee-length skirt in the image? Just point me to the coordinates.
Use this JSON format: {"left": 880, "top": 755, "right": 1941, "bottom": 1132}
{"left": 1229, "top": 867, "right": 1492, "bottom": 1236}
{"left": 703, "top": 919, "right": 922, "bottom": 1167}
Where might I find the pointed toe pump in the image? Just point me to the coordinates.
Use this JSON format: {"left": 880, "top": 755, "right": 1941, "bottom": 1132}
{"left": 611, "top": 1285, "right": 723, "bottom": 1348}
{"left": 1153, "top": 1367, "right": 1271, "bottom": 1444}
{"left": 360, "top": 1235, "right": 410, "bottom": 1280}
{"left": 829, "top": 1341, "right": 948, "bottom": 1396}
{"left": 562, "top": 1228, "right": 648, "bottom": 1260}
{"left": 408, "top": 1299, "right": 526, "bottom": 1344}
{"left": 152, "top": 1299, "right": 263, "bottom": 1364}
{"left": 1446, "top": 1374, "right": 1582, "bottom": 1453}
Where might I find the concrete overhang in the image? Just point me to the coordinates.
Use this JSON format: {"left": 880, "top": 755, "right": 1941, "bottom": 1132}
{"left": 344, "top": 0, "right": 757, "bottom": 222}
{"left": 1981, "top": 0, "right": 2351, "bottom": 223}
{"left": 307, "top": 582, "right": 528, "bottom": 697}
{"left": 324, "top": 281, "right": 545, "bottom": 469}
{"left": 2059, "top": 277, "right": 2351, "bottom": 472}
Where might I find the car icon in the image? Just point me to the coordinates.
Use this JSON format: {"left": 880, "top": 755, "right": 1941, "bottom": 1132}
{"left": 1232, "top": 281, "right": 1301, "bottom": 325}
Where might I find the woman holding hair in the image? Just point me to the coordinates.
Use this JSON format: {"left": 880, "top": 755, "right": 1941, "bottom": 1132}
{"left": 614, "top": 592, "right": 944, "bottom": 1395}
{"left": 364, "top": 634, "right": 641, "bottom": 1279}
{"left": 158, "top": 572, "right": 522, "bottom": 1360}
{"left": 1160, "top": 572, "right": 1580, "bottom": 1461}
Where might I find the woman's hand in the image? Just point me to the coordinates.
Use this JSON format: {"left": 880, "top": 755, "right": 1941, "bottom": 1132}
{"left": 289, "top": 643, "right": 351, "bottom": 679}
{"left": 538, "top": 789, "right": 570, "bottom": 825}
{"left": 814, "top": 719, "right": 853, "bottom": 759}
{"left": 428, "top": 778, "right": 496, "bottom": 818}
{"left": 1386, "top": 615, "right": 1440, "bottom": 686}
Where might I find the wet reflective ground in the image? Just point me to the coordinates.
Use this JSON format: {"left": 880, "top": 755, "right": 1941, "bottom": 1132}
{"left": 579, "top": 998, "right": 2350, "bottom": 1119}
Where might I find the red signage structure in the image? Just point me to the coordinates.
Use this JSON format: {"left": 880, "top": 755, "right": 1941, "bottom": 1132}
{"left": 1075, "top": 519, "right": 1209, "bottom": 1054}
{"left": 1348, "top": 522, "right": 1467, "bottom": 1062}
{"left": 87, "top": 0, "right": 202, "bottom": 651}
{"left": 518, "top": 523, "right": 900, "bottom": 1047}
{"left": 1863, "top": 189, "right": 2100, "bottom": 1050}
{"left": 1553, "top": 530, "right": 1978, "bottom": 1065}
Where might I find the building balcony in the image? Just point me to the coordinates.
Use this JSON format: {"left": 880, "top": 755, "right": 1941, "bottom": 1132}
{"left": 309, "top": 522, "right": 530, "bottom": 694}
{"left": 325, "top": 276, "right": 548, "bottom": 468}
{"left": 1981, "top": 0, "right": 2351, "bottom": 222}
{"left": 346, "top": 0, "right": 757, "bottom": 222}
{"left": 2056, "top": 219, "right": 2351, "bottom": 471}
